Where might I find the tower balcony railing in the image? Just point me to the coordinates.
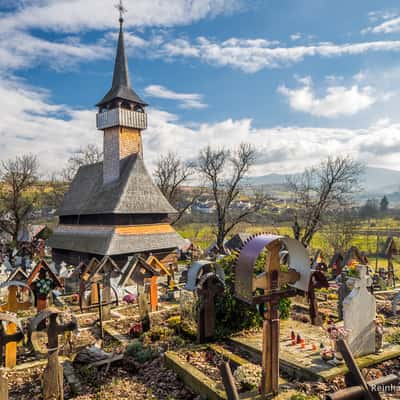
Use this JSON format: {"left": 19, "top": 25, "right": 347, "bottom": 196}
{"left": 96, "top": 108, "right": 148, "bottom": 130}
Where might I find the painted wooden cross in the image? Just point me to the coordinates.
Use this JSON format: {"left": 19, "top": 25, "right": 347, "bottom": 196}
{"left": 146, "top": 255, "right": 172, "bottom": 312}
{"left": 29, "top": 309, "right": 78, "bottom": 400}
{"left": 0, "top": 313, "right": 24, "bottom": 371}
{"left": 27, "top": 259, "right": 62, "bottom": 311}
{"left": 119, "top": 256, "right": 160, "bottom": 314}
{"left": 80, "top": 257, "right": 121, "bottom": 321}
{"left": 235, "top": 234, "right": 311, "bottom": 397}
{"left": 0, "top": 282, "right": 33, "bottom": 368}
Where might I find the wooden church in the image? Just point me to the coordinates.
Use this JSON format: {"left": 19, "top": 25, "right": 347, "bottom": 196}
{"left": 49, "top": 12, "right": 184, "bottom": 268}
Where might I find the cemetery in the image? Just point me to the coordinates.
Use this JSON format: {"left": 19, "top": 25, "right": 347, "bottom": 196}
{"left": 2, "top": 2, "right": 400, "bottom": 400}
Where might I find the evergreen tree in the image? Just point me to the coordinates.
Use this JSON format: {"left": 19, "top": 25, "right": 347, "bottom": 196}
{"left": 380, "top": 195, "right": 389, "bottom": 212}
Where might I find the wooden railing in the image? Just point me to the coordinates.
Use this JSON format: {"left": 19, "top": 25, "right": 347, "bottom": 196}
{"left": 96, "top": 108, "right": 147, "bottom": 130}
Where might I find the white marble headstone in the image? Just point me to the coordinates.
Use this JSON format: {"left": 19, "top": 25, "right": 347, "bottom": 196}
{"left": 343, "top": 265, "right": 376, "bottom": 357}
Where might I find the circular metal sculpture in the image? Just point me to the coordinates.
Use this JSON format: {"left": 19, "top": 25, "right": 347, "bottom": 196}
{"left": 234, "top": 233, "right": 312, "bottom": 397}
{"left": 184, "top": 260, "right": 225, "bottom": 292}
{"left": 234, "top": 233, "right": 311, "bottom": 305}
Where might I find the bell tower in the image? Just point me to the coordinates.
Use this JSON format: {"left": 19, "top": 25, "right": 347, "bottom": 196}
{"left": 96, "top": 1, "right": 148, "bottom": 184}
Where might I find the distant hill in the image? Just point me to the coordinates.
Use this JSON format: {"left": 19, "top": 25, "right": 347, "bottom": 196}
{"left": 248, "top": 167, "right": 400, "bottom": 199}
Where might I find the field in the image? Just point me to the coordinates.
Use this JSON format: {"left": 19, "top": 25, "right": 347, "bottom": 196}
{"left": 177, "top": 216, "right": 400, "bottom": 276}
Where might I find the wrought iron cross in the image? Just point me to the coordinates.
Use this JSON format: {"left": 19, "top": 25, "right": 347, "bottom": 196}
{"left": 116, "top": 0, "right": 127, "bottom": 24}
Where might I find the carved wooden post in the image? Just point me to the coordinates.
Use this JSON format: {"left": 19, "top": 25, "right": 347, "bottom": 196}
{"left": 33, "top": 311, "right": 77, "bottom": 400}
{"left": 0, "top": 370, "right": 7, "bottom": 400}
{"left": 234, "top": 234, "right": 309, "bottom": 399}
{"left": 138, "top": 293, "right": 150, "bottom": 332}
{"left": 262, "top": 241, "right": 281, "bottom": 396}
{"left": 149, "top": 276, "right": 158, "bottom": 312}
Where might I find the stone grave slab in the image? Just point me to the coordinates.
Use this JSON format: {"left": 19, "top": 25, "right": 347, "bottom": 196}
{"left": 229, "top": 320, "right": 400, "bottom": 381}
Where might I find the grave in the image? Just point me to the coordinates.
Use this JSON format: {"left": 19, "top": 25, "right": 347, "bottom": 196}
{"left": 29, "top": 309, "right": 78, "bottom": 400}
{"left": 343, "top": 265, "right": 376, "bottom": 357}
{"left": 230, "top": 318, "right": 400, "bottom": 382}
{"left": 81, "top": 256, "right": 121, "bottom": 321}
{"left": 234, "top": 234, "right": 311, "bottom": 396}
{"left": 27, "top": 259, "right": 62, "bottom": 311}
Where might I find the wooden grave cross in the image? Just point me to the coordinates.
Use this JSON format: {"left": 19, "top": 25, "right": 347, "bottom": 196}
{"left": 27, "top": 260, "right": 62, "bottom": 312}
{"left": 234, "top": 234, "right": 311, "bottom": 398}
{"left": 0, "top": 282, "right": 32, "bottom": 368}
{"left": 80, "top": 276, "right": 119, "bottom": 340}
{"left": 196, "top": 272, "right": 225, "bottom": 343}
{"left": 29, "top": 309, "right": 77, "bottom": 400}
{"left": 0, "top": 313, "right": 24, "bottom": 369}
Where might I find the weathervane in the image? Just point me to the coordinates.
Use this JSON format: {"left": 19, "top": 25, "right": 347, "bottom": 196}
{"left": 116, "top": 0, "right": 127, "bottom": 25}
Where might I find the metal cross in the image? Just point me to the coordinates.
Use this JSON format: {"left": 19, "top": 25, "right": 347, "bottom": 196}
{"left": 116, "top": 0, "right": 127, "bottom": 24}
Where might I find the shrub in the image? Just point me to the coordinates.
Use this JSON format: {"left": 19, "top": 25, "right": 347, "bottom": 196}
{"left": 233, "top": 363, "right": 262, "bottom": 391}
{"left": 387, "top": 329, "right": 400, "bottom": 345}
{"left": 215, "top": 255, "right": 262, "bottom": 337}
{"left": 167, "top": 316, "right": 181, "bottom": 331}
{"left": 215, "top": 254, "right": 292, "bottom": 336}
{"left": 125, "top": 340, "right": 156, "bottom": 363}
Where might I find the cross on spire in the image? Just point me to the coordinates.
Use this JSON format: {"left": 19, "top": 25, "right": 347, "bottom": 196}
{"left": 116, "top": 0, "right": 127, "bottom": 26}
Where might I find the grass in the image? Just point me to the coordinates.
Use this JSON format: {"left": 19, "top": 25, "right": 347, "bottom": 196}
{"left": 177, "top": 217, "right": 400, "bottom": 278}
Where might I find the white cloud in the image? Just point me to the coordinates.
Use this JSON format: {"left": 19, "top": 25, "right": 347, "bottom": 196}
{"left": 0, "top": 0, "right": 241, "bottom": 73}
{"left": 363, "top": 11, "right": 400, "bottom": 34}
{"left": 278, "top": 77, "right": 377, "bottom": 117}
{"left": 154, "top": 36, "right": 400, "bottom": 73}
{"left": 0, "top": 0, "right": 242, "bottom": 33}
{"left": 2, "top": 76, "right": 400, "bottom": 176}
{"left": 144, "top": 85, "right": 207, "bottom": 109}
{"left": 290, "top": 33, "right": 302, "bottom": 41}
{"left": 0, "top": 30, "right": 110, "bottom": 72}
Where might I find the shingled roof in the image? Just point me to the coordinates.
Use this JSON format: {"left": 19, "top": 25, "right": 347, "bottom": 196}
{"left": 57, "top": 154, "right": 177, "bottom": 216}
{"left": 96, "top": 20, "right": 147, "bottom": 108}
{"left": 48, "top": 225, "right": 185, "bottom": 256}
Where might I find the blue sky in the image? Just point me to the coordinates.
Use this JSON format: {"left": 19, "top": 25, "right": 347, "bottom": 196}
{"left": 2, "top": 0, "right": 400, "bottom": 176}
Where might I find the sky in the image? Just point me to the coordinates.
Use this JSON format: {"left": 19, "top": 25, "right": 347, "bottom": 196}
{"left": 2, "top": 0, "right": 400, "bottom": 177}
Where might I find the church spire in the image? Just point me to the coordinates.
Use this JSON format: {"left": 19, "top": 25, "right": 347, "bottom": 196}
{"left": 96, "top": 0, "right": 147, "bottom": 108}
{"left": 111, "top": 2, "right": 131, "bottom": 90}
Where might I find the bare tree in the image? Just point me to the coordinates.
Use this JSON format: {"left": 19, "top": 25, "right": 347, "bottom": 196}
{"left": 321, "top": 208, "right": 360, "bottom": 252}
{"left": 62, "top": 144, "right": 103, "bottom": 182}
{"left": 0, "top": 154, "right": 39, "bottom": 243}
{"left": 42, "top": 173, "right": 69, "bottom": 211}
{"left": 287, "top": 156, "right": 363, "bottom": 247}
{"left": 198, "top": 143, "right": 268, "bottom": 252}
{"left": 153, "top": 152, "right": 199, "bottom": 224}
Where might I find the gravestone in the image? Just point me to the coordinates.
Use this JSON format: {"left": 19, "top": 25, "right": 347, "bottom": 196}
{"left": 392, "top": 292, "right": 400, "bottom": 316}
{"left": 343, "top": 265, "right": 376, "bottom": 357}
{"left": 337, "top": 272, "right": 351, "bottom": 321}
{"left": 196, "top": 272, "right": 225, "bottom": 343}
